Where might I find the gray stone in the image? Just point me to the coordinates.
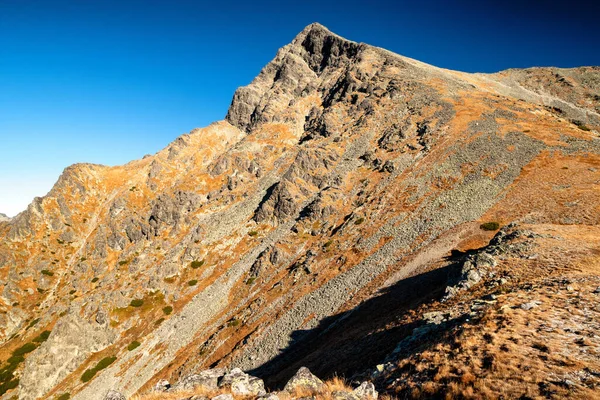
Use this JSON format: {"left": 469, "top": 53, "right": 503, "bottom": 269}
{"left": 353, "top": 382, "right": 378, "bottom": 399}
{"left": 258, "top": 394, "right": 280, "bottom": 400}
{"left": 211, "top": 395, "right": 234, "bottom": 400}
{"left": 218, "top": 367, "right": 266, "bottom": 396}
{"left": 521, "top": 301, "right": 541, "bottom": 311}
{"left": 333, "top": 391, "right": 360, "bottom": 400}
{"left": 104, "top": 390, "right": 126, "bottom": 400}
{"left": 153, "top": 378, "right": 171, "bottom": 392}
{"left": 283, "top": 367, "right": 324, "bottom": 393}
{"left": 174, "top": 368, "right": 227, "bottom": 392}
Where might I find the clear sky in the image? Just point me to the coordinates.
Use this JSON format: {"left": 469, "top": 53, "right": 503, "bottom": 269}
{"left": 1, "top": 0, "right": 599, "bottom": 217}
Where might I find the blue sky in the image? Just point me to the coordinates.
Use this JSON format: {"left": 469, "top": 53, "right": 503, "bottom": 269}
{"left": 1, "top": 0, "right": 599, "bottom": 216}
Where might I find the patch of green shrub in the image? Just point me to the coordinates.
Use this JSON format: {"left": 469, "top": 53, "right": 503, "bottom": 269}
{"left": 324, "top": 240, "right": 333, "bottom": 248}
{"left": 0, "top": 360, "right": 19, "bottom": 378}
{"left": 127, "top": 341, "right": 141, "bottom": 351}
{"left": 129, "top": 299, "right": 144, "bottom": 307}
{"left": 480, "top": 222, "right": 500, "bottom": 231}
{"left": 155, "top": 318, "right": 165, "bottom": 326}
{"left": 118, "top": 260, "right": 129, "bottom": 266}
{"left": 248, "top": 230, "right": 258, "bottom": 237}
{"left": 27, "top": 318, "right": 41, "bottom": 329}
{"left": 227, "top": 319, "right": 240, "bottom": 327}
{"left": 56, "top": 239, "right": 65, "bottom": 245}
{"left": 188, "top": 280, "right": 198, "bottom": 286}
{"left": 245, "top": 277, "right": 256, "bottom": 285}
{"left": 36, "top": 288, "right": 45, "bottom": 294}
{"left": 6, "top": 355, "right": 24, "bottom": 365}
{"left": 354, "top": 217, "right": 365, "bottom": 225}
{"left": 80, "top": 356, "right": 117, "bottom": 382}
{"left": 33, "top": 330, "right": 51, "bottom": 343}
{"left": 41, "top": 270, "right": 54, "bottom": 276}
{"left": 56, "top": 393, "right": 71, "bottom": 400}
{"left": 69, "top": 289, "right": 77, "bottom": 294}
{"left": 190, "top": 260, "right": 205, "bottom": 269}
{"left": 12, "top": 342, "right": 36, "bottom": 357}
{"left": 0, "top": 378, "right": 19, "bottom": 396}
{"left": 162, "top": 306, "right": 173, "bottom": 315}
{"left": 80, "top": 369, "right": 95, "bottom": 383}
{"left": 91, "top": 277, "right": 99, "bottom": 283}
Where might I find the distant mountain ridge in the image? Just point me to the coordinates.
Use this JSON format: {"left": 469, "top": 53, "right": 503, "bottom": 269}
{"left": 0, "top": 23, "right": 599, "bottom": 400}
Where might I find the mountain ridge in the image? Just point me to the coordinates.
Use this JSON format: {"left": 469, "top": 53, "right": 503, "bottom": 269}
{"left": 0, "top": 23, "right": 599, "bottom": 400}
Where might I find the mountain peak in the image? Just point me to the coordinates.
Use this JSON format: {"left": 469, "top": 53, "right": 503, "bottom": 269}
{"left": 292, "top": 22, "right": 344, "bottom": 44}
{"left": 2, "top": 23, "right": 600, "bottom": 400}
{"left": 226, "top": 23, "right": 363, "bottom": 132}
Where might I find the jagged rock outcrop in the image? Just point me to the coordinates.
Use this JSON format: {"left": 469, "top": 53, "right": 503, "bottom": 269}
{"left": 173, "top": 368, "right": 227, "bottom": 392}
{"left": 146, "top": 367, "right": 377, "bottom": 400}
{"left": 19, "top": 314, "right": 117, "bottom": 400}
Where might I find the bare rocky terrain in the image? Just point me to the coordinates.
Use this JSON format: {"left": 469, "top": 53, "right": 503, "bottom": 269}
{"left": 0, "top": 23, "right": 599, "bottom": 400}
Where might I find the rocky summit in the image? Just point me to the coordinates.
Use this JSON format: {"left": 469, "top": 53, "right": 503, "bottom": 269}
{"left": 1, "top": 23, "right": 599, "bottom": 400}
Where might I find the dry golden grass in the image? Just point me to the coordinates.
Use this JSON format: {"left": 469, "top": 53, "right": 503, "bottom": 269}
{"left": 382, "top": 224, "right": 600, "bottom": 400}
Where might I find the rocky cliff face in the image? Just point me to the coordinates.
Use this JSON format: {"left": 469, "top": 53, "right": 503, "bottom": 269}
{"left": 0, "top": 23, "right": 599, "bottom": 400}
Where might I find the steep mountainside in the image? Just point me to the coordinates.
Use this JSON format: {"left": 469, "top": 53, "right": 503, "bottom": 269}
{"left": 0, "top": 23, "right": 599, "bottom": 400}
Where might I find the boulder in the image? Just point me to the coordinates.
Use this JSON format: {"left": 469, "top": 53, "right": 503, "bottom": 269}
{"left": 332, "top": 391, "right": 360, "bottom": 400}
{"left": 211, "top": 395, "right": 234, "bottom": 400}
{"left": 218, "top": 367, "right": 266, "bottom": 396}
{"left": 153, "top": 378, "right": 171, "bottom": 392}
{"left": 173, "top": 368, "right": 226, "bottom": 391}
{"left": 104, "top": 390, "right": 126, "bottom": 400}
{"left": 258, "top": 394, "right": 280, "bottom": 400}
{"left": 353, "top": 382, "right": 378, "bottom": 399}
{"left": 520, "top": 301, "right": 541, "bottom": 311}
{"left": 283, "top": 367, "right": 324, "bottom": 393}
